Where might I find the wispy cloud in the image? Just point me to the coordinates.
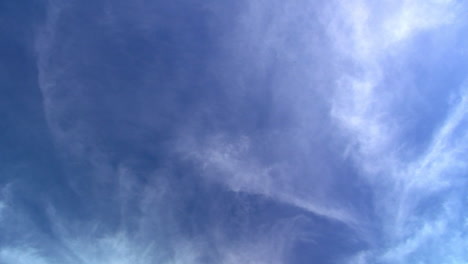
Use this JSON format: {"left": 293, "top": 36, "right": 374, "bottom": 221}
{"left": 181, "top": 134, "right": 359, "bottom": 226}
{"left": 24, "top": 1, "right": 320, "bottom": 263}
{"left": 0, "top": 247, "right": 51, "bottom": 264}
{"left": 327, "top": 0, "right": 468, "bottom": 262}
{"left": 3, "top": 0, "right": 467, "bottom": 263}
{"left": 328, "top": 0, "right": 461, "bottom": 172}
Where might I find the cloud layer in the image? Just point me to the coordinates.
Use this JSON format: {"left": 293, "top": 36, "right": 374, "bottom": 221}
{"left": 1, "top": 0, "right": 467, "bottom": 263}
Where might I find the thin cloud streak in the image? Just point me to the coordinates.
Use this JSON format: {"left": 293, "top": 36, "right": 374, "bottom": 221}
{"left": 182, "top": 134, "right": 360, "bottom": 226}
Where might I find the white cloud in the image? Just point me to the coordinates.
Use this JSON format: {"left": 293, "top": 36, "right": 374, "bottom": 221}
{"left": 0, "top": 247, "right": 52, "bottom": 264}
{"left": 403, "top": 87, "right": 468, "bottom": 189}
{"left": 328, "top": 0, "right": 460, "bottom": 173}
{"left": 326, "top": 0, "right": 468, "bottom": 262}
{"left": 180, "top": 134, "right": 359, "bottom": 227}
{"left": 25, "top": 0, "right": 468, "bottom": 263}
{"left": 383, "top": 0, "right": 458, "bottom": 45}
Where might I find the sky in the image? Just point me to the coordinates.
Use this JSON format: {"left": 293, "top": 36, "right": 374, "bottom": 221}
{"left": 1, "top": 0, "right": 468, "bottom": 263}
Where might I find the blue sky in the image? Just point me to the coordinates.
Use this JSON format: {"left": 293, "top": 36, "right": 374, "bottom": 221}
{"left": 1, "top": 0, "right": 468, "bottom": 263}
